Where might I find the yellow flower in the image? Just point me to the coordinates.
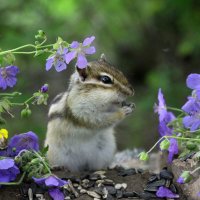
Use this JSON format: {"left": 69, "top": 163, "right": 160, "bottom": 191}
{"left": 0, "top": 129, "right": 8, "bottom": 139}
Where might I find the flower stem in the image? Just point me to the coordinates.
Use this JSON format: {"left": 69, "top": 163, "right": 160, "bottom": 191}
{"left": 10, "top": 96, "right": 35, "bottom": 106}
{"left": 147, "top": 136, "right": 167, "bottom": 154}
{"left": 33, "top": 150, "right": 51, "bottom": 174}
{"left": 0, "top": 44, "right": 36, "bottom": 55}
{"left": 166, "top": 135, "right": 200, "bottom": 142}
{"left": 0, "top": 172, "right": 26, "bottom": 185}
{"left": 190, "top": 166, "right": 200, "bottom": 174}
{"left": 167, "top": 106, "right": 184, "bottom": 113}
{"left": 147, "top": 135, "right": 200, "bottom": 154}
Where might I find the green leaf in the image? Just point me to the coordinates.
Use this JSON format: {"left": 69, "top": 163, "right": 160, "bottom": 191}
{"left": 0, "top": 98, "right": 11, "bottom": 113}
{"left": 40, "top": 145, "right": 49, "bottom": 156}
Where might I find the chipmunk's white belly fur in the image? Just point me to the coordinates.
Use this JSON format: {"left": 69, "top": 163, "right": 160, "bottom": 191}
{"left": 45, "top": 119, "right": 116, "bottom": 171}
{"left": 45, "top": 93, "right": 116, "bottom": 172}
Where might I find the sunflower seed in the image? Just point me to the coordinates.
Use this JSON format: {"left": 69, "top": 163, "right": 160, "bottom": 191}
{"left": 87, "top": 191, "right": 101, "bottom": 199}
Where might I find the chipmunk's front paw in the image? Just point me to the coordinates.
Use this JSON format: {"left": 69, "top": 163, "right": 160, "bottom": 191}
{"left": 121, "top": 102, "right": 135, "bottom": 115}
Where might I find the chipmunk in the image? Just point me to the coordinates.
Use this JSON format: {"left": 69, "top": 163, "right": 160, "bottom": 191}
{"left": 45, "top": 54, "right": 134, "bottom": 172}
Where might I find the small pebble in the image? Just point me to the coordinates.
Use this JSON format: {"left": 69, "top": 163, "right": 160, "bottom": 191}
{"left": 123, "top": 192, "right": 138, "bottom": 198}
{"left": 105, "top": 186, "right": 116, "bottom": 195}
{"left": 116, "top": 190, "right": 123, "bottom": 199}
{"left": 118, "top": 168, "right": 136, "bottom": 176}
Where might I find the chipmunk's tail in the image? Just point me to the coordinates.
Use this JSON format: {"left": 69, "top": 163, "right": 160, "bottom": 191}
{"left": 110, "top": 149, "right": 161, "bottom": 173}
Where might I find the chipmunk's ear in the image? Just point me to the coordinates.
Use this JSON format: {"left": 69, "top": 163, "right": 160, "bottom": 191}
{"left": 98, "top": 53, "right": 107, "bottom": 62}
{"left": 76, "top": 67, "right": 88, "bottom": 81}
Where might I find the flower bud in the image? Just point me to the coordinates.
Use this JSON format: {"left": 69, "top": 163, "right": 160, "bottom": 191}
{"left": 21, "top": 108, "right": 32, "bottom": 118}
{"left": 177, "top": 171, "right": 192, "bottom": 184}
{"left": 160, "top": 139, "right": 170, "bottom": 150}
{"left": 139, "top": 152, "right": 149, "bottom": 161}
{"left": 40, "top": 84, "right": 48, "bottom": 93}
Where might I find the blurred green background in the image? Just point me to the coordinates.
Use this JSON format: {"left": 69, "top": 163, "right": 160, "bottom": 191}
{"left": 0, "top": 0, "right": 200, "bottom": 150}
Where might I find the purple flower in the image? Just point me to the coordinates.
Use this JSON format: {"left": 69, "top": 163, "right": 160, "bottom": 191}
{"left": 158, "top": 121, "right": 173, "bottom": 136}
{"left": 197, "top": 192, "right": 200, "bottom": 197}
{"left": 0, "top": 66, "right": 19, "bottom": 90}
{"left": 186, "top": 73, "right": 200, "bottom": 90}
{"left": 156, "top": 186, "right": 179, "bottom": 198}
{"left": 33, "top": 175, "right": 67, "bottom": 187}
{"left": 65, "top": 36, "right": 96, "bottom": 69}
{"left": 182, "top": 95, "right": 200, "bottom": 114}
{"left": 40, "top": 84, "right": 48, "bottom": 93}
{"left": 154, "top": 88, "right": 168, "bottom": 122}
{"left": 46, "top": 48, "right": 68, "bottom": 72}
{"left": 177, "top": 176, "right": 184, "bottom": 184}
{"left": 168, "top": 138, "right": 178, "bottom": 163}
{"left": 154, "top": 89, "right": 175, "bottom": 123}
{"left": 33, "top": 175, "right": 67, "bottom": 200}
{"left": 49, "top": 188, "right": 64, "bottom": 200}
{"left": 0, "top": 158, "right": 20, "bottom": 183}
{"left": 8, "top": 131, "right": 39, "bottom": 156}
{"left": 182, "top": 113, "right": 200, "bottom": 131}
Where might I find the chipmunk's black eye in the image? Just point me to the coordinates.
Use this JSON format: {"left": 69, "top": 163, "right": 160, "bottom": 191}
{"left": 100, "top": 75, "right": 113, "bottom": 84}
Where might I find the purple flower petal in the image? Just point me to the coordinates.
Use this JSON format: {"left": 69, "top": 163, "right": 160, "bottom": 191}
{"left": 46, "top": 57, "right": 54, "bottom": 71}
{"left": 154, "top": 89, "right": 168, "bottom": 122}
{"left": 76, "top": 53, "right": 88, "bottom": 69}
{"left": 0, "top": 66, "right": 19, "bottom": 90}
{"left": 0, "top": 158, "right": 14, "bottom": 170}
{"left": 55, "top": 61, "right": 67, "bottom": 72}
{"left": 6, "top": 66, "right": 19, "bottom": 76}
{"left": 82, "top": 36, "right": 95, "bottom": 46}
{"left": 197, "top": 192, "right": 200, "bottom": 197}
{"left": 33, "top": 175, "right": 67, "bottom": 187}
{"left": 196, "top": 89, "right": 200, "bottom": 100}
{"left": 45, "top": 176, "right": 59, "bottom": 187}
{"left": 6, "top": 77, "right": 17, "bottom": 87}
{"left": 186, "top": 74, "right": 200, "bottom": 90}
{"left": 49, "top": 188, "right": 64, "bottom": 200}
{"left": 182, "top": 96, "right": 200, "bottom": 113}
{"left": 0, "top": 77, "right": 7, "bottom": 90}
{"left": 8, "top": 131, "right": 39, "bottom": 156}
{"left": 168, "top": 138, "right": 178, "bottom": 163}
{"left": 65, "top": 51, "right": 77, "bottom": 64}
{"left": 177, "top": 177, "right": 184, "bottom": 184}
{"left": 158, "top": 121, "right": 172, "bottom": 137}
{"left": 70, "top": 41, "right": 79, "bottom": 49}
{"left": 156, "top": 186, "right": 179, "bottom": 198}
{"left": 0, "top": 159, "right": 20, "bottom": 183}
{"left": 83, "top": 46, "right": 96, "bottom": 55}
{"left": 41, "top": 84, "right": 48, "bottom": 93}
{"left": 183, "top": 115, "right": 200, "bottom": 131}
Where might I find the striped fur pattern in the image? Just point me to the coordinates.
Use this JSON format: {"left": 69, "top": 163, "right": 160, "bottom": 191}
{"left": 45, "top": 58, "right": 134, "bottom": 172}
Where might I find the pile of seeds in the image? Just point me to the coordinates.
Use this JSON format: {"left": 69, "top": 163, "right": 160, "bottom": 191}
{"left": 62, "top": 168, "right": 141, "bottom": 199}
{"left": 141, "top": 167, "right": 179, "bottom": 199}
{"left": 18, "top": 167, "right": 179, "bottom": 200}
